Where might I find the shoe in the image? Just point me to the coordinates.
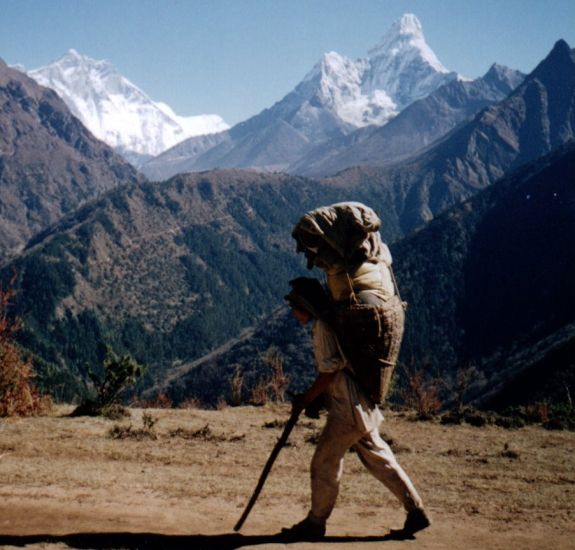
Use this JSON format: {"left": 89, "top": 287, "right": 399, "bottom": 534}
{"left": 403, "top": 508, "right": 431, "bottom": 535}
{"left": 280, "top": 517, "right": 326, "bottom": 541}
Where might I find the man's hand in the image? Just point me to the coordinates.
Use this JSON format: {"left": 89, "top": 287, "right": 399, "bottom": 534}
{"left": 290, "top": 393, "right": 307, "bottom": 415}
{"left": 303, "top": 394, "right": 326, "bottom": 419}
{"left": 291, "top": 372, "right": 337, "bottom": 416}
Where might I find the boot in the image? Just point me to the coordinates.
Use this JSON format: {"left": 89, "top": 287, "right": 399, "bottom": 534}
{"left": 403, "top": 507, "right": 431, "bottom": 535}
{"left": 280, "top": 517, "right": 326, "bottom": 541}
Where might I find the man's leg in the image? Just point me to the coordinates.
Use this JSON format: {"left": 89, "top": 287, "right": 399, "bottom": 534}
{"left": 354, "top": 428, "right": 430, "bottom": 533}
{"left": 281, "top": 413, "right": 361, "bottom": 539}
{"left": 308, "top": 415, "right": 360, "bottom": 524}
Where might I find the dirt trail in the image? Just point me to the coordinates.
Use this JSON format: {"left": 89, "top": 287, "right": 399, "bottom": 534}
{"left": 0, "top": 405, "right": 573, "bottom": 549}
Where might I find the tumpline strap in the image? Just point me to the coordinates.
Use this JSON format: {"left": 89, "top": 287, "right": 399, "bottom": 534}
{"left": 389, "top": 264, "right": 402, "bottom": 302}
{"left": 345, "top": 270, "right": 360, "bottom": 305}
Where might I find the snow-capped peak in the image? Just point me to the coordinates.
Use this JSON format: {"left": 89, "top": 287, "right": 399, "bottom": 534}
{"left": 155, "top": 101, "right": 229, "bottom": 137}
{"left": 363, "top": 13, "right": 457, "bottom": 109}
{"left": 370, "top": 14, "right": 422, "bottom": 53}
{"left": 368, "top": 13, "right": 448, "bottom": 74}
{"left": 27, "top": 50, "right": 229, "bottom": 159}
{"left": 301, "top": 52, "right": 363, "bottom": 98}
{"left": 292, "top": 13, "right": 458, "bottom": 130}
{"left": 396, "top": 12, "right": 422, "bottom": 34}
{"left": 377, "top": 12, "right": 424, "bottom": 44}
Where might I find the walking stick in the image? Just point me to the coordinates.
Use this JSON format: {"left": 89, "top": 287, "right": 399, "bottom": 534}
{"left": 234, "top": 409, "right": 301, "bottom": 531}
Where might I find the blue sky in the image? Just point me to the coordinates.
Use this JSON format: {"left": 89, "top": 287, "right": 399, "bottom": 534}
{"left": 1, "top": 0, "right": 574, "bottom": 126}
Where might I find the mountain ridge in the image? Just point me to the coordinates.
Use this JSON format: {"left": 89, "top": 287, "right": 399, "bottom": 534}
{"left": 290, "top": 62, "right": 525, "bottom": 177}
{"left": 142, "top": 13, "right": 461, "bottom": 179}
{"left": 0, "top": 58, "right": 143, "bottom": 263}
{"left": 27, "top": 49, "right": 229, "bottom": 161}
{"left": 1, "top": 36, "right": 573, "bottom": 409}
{"left": 324, "top": 39, "right": 575, "bottom": 235}
{"left": 160, "top": 141, "right": 575, "bottom": 407}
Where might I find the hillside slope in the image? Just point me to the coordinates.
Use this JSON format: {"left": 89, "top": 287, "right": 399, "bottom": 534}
{"left": 2, "top": 171, "right": 348, "bottom": 398}
{"left": 396, "top": 140, "right": 575, "bottom": 404}
{"left": 326, "top": 40, "right": 575, "bottom": 235}
{"left": 168, "top": 143, "right": 575, "bottom": 408}
{"left": 0, "top": 58, "right": 143, "bottom": 263}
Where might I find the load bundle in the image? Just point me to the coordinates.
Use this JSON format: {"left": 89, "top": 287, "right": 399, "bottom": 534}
{"left": 292, "top": 202, "right": 405, "bottom": 404}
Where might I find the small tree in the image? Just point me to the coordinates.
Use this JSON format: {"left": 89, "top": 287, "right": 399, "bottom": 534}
{"left": 446, "top": 365, "right": 481, "bottom": 413}
{"left": 229, "top": 365, "right": 244, "bottom": 406}
{"left": 0, "top": 272, "right": 51, "bottom": 417}
{"left": 72, "top": 347, "right": 144, "bottom": 417}
{"left": 248, "top": 348, "right": 290, "bottom": 406}
{"left": 398, "top": 361, "right": 442, "bottom": 419}
{"left": 263, "top": 347, "right": 289, "bottom": 403}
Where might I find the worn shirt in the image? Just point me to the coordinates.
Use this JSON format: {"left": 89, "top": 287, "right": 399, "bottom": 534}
{"left": 312, "top": 319, "right": 384, "bottom": 433}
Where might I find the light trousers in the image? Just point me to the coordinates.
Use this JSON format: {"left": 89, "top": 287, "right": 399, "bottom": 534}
{"left": 308, "top": 411, "right": 424, "bottom": 524}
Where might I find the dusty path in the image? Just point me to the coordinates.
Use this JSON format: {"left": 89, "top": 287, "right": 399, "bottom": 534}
{"left": 0, "top": 405, "right": 573, "bottom": 549}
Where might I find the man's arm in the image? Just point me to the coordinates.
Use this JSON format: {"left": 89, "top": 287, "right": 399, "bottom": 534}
{"left": 292, "top": 372, "right": 336, "bottom": 414}
{"left": 291, "top": 319, "right": 344, "bottom": 415}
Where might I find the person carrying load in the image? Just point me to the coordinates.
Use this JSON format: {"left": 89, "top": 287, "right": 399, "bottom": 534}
{"left": 292, "top": 201, "right": 406, "bottom": 403}
{"left": 280, "top": 202, "right": 430, "bottom": 540}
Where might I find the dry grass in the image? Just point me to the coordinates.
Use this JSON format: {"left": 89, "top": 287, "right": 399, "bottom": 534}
{"left": 0, "top": 405, "right": 573, "bottom": 549}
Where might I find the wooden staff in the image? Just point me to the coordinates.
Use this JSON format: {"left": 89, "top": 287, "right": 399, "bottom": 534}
{"left": 234, "top": 409, "right": 300, "bottom": 531}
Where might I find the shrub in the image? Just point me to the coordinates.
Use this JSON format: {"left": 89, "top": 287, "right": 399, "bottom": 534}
{"left": 0, "top": 273, "right": 51, "bottom": 417}
{"left": 398, "top": 363, "right": 442, "bottom": 419}
{"left": 108, "top": 412, "right": 158, "bottom": 440}
{"left": 137, "top": 392, "right": 173, "bottom": 409}
{"left": 179, "top": 397, "right": 202, "bottom": 409}
{"left": 168, "top": 423, "right": 245, "bottom": 442}
{"left": 229, "top": 366, "right": 244, "bottom": 406}
{"left": 542, "top": 401, "right": 575, "bottom": 430}
{"left": 494, "top": 415, "right": 526, "bottom": 429}
{"left": 264, "top": 347, "right": 289, "bottom": 403}
{"left": 250, "top": 380, "right": 269, "bottom": 406}
{"left": 463, "top": 409, "right": 491, "bottom": 427}
{"left": 100, "top": 403, "right": 130, "bottom": 420}
{"left": 72, "top": 347, "right": 144, "bottom": 417}
{"left": 440, "top": 411, "right": 463, "bottom": 425}
{"left": 443, "top": 365, "right": 483, "bottom": 413}
{"left": 525, "top": 402, "right": 550, "bottom": 424}
{"left": 496, "top": 401, "right": 574, "bottom": 431}
{"left": 248, "top": 348, "right": 290, "bottom": 406}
